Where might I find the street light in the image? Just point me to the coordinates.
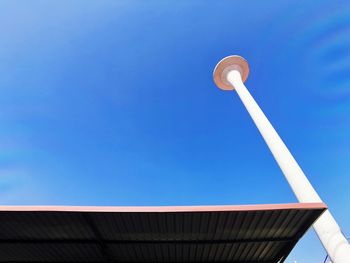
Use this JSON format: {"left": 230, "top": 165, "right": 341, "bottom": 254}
{"left": 213, "top": 55, "right": 350, "bottom": 263}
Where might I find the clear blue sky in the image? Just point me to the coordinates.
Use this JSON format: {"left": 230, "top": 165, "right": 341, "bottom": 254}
{"left": 1, "top": 1, "right": 350, "bottom": 261}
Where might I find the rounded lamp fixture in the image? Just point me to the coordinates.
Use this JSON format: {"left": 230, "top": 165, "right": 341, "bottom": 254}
{"left": 213, "top": 55, "right": 249, "bottom": 90}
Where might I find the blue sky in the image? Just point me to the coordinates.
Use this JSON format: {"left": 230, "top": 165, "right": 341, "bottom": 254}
{"left": 1, "top": 0, "right": 350, "bottom": 261}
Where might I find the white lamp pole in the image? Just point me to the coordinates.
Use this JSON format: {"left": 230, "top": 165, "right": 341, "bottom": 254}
{"left": 213, "top": 55, "right": 350, "bottom": 263}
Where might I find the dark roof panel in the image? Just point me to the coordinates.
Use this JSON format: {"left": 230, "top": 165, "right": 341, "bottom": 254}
{"left": 0, "top": 203, "right": 326, "bottom": 262}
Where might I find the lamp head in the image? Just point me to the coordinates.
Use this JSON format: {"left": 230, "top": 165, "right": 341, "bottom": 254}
{"left": 213, "top": 55, "right": 249, "bottom": 90}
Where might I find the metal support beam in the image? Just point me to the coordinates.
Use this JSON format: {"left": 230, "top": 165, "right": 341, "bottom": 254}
{"left": 0, "top": 237, "right": 293, "bottom": 244}
{"left": 84, "top": 214, "right": 113, "bottom": 263}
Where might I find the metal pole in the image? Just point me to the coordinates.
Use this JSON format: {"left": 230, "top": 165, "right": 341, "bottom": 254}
{"left": 213, "top": 56, "right": 350, "bottom": 263}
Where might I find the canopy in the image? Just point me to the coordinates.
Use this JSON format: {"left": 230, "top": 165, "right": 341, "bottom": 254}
{"left": 0, "top": 203, "right": 326, "bottom": 262}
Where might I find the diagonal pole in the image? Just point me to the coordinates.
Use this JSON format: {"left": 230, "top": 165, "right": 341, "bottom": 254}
{"left": 213, "top": 55, "right": 350, "bottom": 263}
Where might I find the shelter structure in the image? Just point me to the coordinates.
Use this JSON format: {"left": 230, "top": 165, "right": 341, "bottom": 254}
{"left": 0, "top": 203, "right": 326, "bottom": 262}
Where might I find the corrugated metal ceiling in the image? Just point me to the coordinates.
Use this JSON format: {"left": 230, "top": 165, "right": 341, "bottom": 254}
{"left": 0, "top": 203, "right": 326, "bottom": 262}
